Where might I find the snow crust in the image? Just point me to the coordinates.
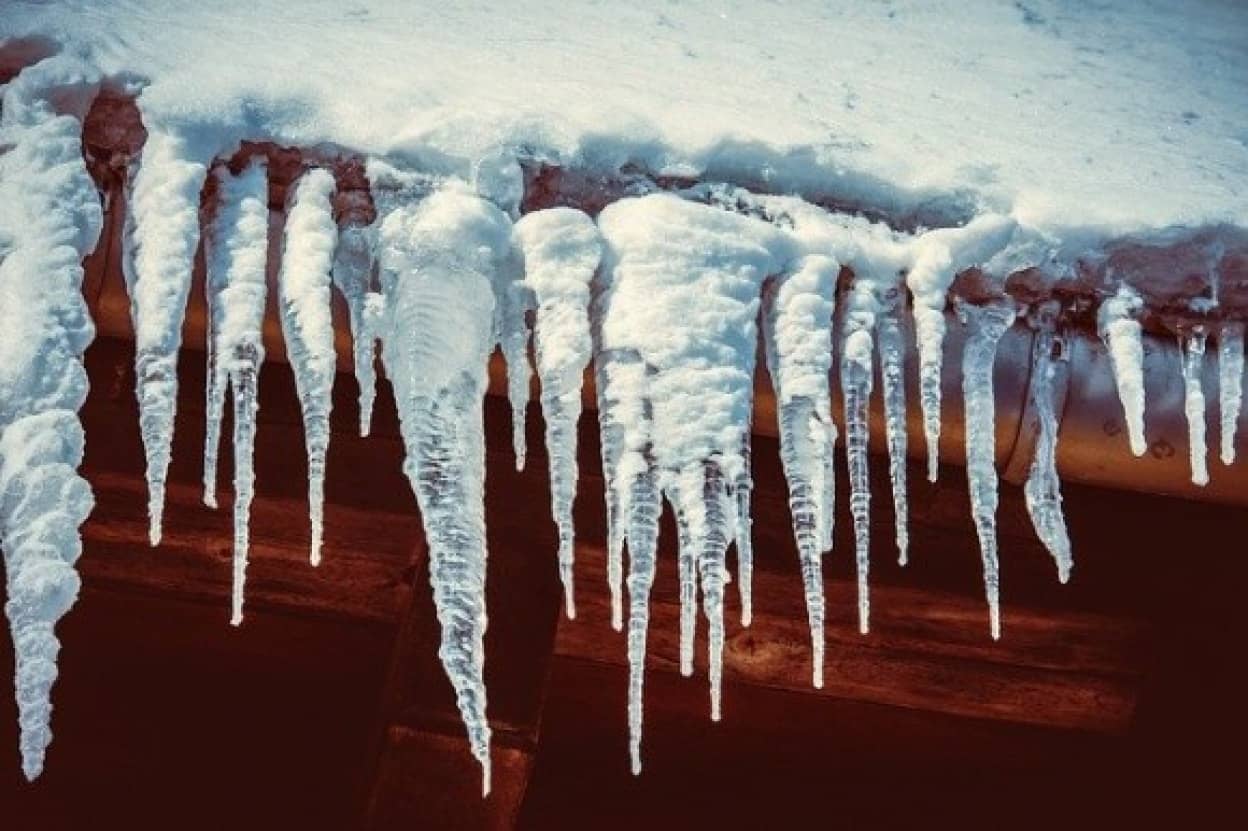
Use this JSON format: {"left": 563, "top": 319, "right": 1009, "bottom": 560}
{"left": 3, "top": 0, "right": 1245, "bottom": 237}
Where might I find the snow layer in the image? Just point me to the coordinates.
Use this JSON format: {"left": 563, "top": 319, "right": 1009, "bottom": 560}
{"left": 0, "top": 54, "right": 102, "bottom": 780}
{"left": 3, "top": 0, "right": 1245, "bottom": 237}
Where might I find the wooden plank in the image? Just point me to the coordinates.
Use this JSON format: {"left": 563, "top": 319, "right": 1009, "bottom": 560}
{"left": 556, "top": 550, "right": 1145, "bottom": 732}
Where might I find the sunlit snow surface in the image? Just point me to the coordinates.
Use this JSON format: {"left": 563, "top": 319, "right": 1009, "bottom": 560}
{"left": 0, "top": 0, "right": 1246, "bottom": 790}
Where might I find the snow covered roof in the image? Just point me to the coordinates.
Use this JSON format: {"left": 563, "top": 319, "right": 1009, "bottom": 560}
{"left": 3, "top": 0, "right": 1245, "bottom": 236}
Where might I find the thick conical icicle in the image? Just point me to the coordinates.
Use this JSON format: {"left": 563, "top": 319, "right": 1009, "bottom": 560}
{"left": 514, "top": 208, "right": 603, "bottom": 618}
{"left": 957, "top": 298, "right": 1017, "bottom": 640}
{"left": 761, "top": 255, "right": 837, "bottom": 687}
{"left": 841, "top": 277, "right": 879, "bottom": 635}
{"left": 877, "top": 292, "right": 910, "bottom": 565}
{"left": 331, "top": 223, "right": 382, "bottom": 436}
{"left": 1097, "top": 285, "right": 1148, "bottom": 456}
{"left": 1180, "top": 329, "right": 1209, "bottom": 486}
{"left": 907, "top": 215, "right": 1017, "bottom": 481}
{"left": 1023, "top": 310, "right": 1073, "bottom": 582}
{"left": 202, "top": 159, "right": 270, "bottom": 626}
{"left": 0, "top": 55, "right": 103, "bottom": 780}
{"left": 1218, "top": 321, "right": 1243, "bottom": 466}
{"left": 596, "top": 193, "right": 786, "bottom": 727}
{"left": 377, "top": 183, "right": 512, "bottom": 795}
{"left": 276, "top": 168, "right": 339, "bottom": 565}
{"left": 123, "top": 128, "right": 210, "bottom": 544}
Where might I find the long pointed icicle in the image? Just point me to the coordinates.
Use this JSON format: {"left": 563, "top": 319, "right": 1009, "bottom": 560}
{"left": 623, "top": 464, "right": 659, "bottom": 774}
{"left": 841, "top": 277, "right": 879, "bottom": 635}
{"left": 907, "top": 215, "right": 1017, "bottom": 482}
{"left": 514, "top": 208, "right": 603, "bottom": 619}
{"left": 877, "top": 292, "right": 910, "bottom": 565}
{"left": 123, "top": 128, "right": 210, "bottom": 544}
{"left": 761, "top": 255, "right": 838, "bottom": 689}
{"left": 1023, "top": 314, "right": 1073, "bottom": 583}
{"left": 377, "top": 184, "right": 512, "bottom": 796}
{"left": 595, "top": 344, "right": 659, "bottom": 764}
{"left": 331, "top": 223, "right": 382, "bottom": 436}
{"left": 957, "top": 298, "right": 1017, "bottom": 640}
{"left": 277, "top": 168, "right": 339, "bottom": 565}
{"left": 202, "top": 159, "right": 270, "bottom": 626}
{"left": 0, "top": 55, "right": 102, "bottom": 780}
{"left": 597, "top": 193, "right": 785, "bottom": 727}
{"left": 1218, "top": 321, "right": 1243, "bottom": 466}
{"left": 1097, "top": 285, "right": 1148, "bottom": 456}
{"left": 1180, "top": 329, "right": 1210, "bottom": 486}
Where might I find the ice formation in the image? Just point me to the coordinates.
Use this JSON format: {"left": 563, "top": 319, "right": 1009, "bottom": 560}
{"left": 0, "top": 55, "right": 102, "bottom": 779}
{"left": 331, "top": 222, "right": 383, "bottom": 437}
{"left": 202, "top": 159, "right": 271, "bottom": 626}
{"left": 376, "top": 184, "right": 513, "bottom": 795}
{"left": 877, "top": 291, "right": 910, "bottom": 566}
{"left": 597, "top": 193, "right": 786, "bottom": 755}
{"left": 0, "top": 27, "right": 1243, "bottom": 798}
{"left": 840, "top": 274, "right": 881, "bottom": 634}
{"left": 277, "top": 168, "right": 339, "bottom": 565}
{"left": 123, "top": 128, "right": 210, "bottom": 545}
{"left": 1180, "top": 330, "right": 1210, "bottom": 486}
{"left": 1023, "top": 306, "right": 1073, "bottom": 583}
{"left": 513, "top": 208, "right": 603, "bottom": 619}
{"left": 906, "top": 216, "right": 1017, "bottom": 482}
{"left": 1098, "top": 285, "right": 1148, "bottom": 456}
{"left": 1218, "top": 322, "right": 1243, "bottom": 466}
{"left": 957, "top": 297, "right": 1017, "bottom": 640}
{"left": 761, "top": 255, "right": 838, "bottom": 688}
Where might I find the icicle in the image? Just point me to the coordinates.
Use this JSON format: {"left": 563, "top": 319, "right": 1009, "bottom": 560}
{"left": 877, "top": 291, "right": 910, "bottom": 565}
{"left": 593, "top": 346, "right": 629, "bottom": 631}
{"left": 1180, "top": 329, "right": 1209, "bottom": 486}
{"left": 497, "top": 259, "right": 533, "bottom": 471}
{"left": 761, "top": 255, "right": 838, "bottom": 688}
{"left": 202, "top": 159, "right": 270, "bottom": 626}
{"left": 123, "top": 128, "right": 210, "bottom": 543}
{"left": 733, "top": 433, "right": 754, "bottom": 627}
{"left": 907, "top": 215, "right": 1017, "bottom": 482}
{"left": 276, "top": 168, "right": 339, "bottom": 566}
{"left": 377, "top": 184, "right": 512, "bottom": 796}
{"left": 840, "top": 277, "right": 879, "bottom": 635}
{"left": 1097, "top": 285, "right": 1148, "bottom": 456}
{"left": 623, "top": 463, "right": 659, "bottom": 774}
{"left": 514, "top": 208, "right": 603, "bottom": 619}
{"left": 331, "top": 223, "right": 382, "bottom": 437}
{"left": 1023, "top": 310, "right": 1073, "bottom": 583}
{"left": 597, "top": 193, "right": 785, "bottom": 729}
{"left": 957, "top": 297, "right": 1017, "bottom": 640}
{"left": 0, "top": 55, "right": 103, "bottom": 780}
{"left": 1218, "top": 321, "right": 1243, "bottom": 466}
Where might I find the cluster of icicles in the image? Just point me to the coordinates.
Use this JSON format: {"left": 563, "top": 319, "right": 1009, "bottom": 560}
{"left": 1, "top": 58, "right": 1244, "bottom": 791}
